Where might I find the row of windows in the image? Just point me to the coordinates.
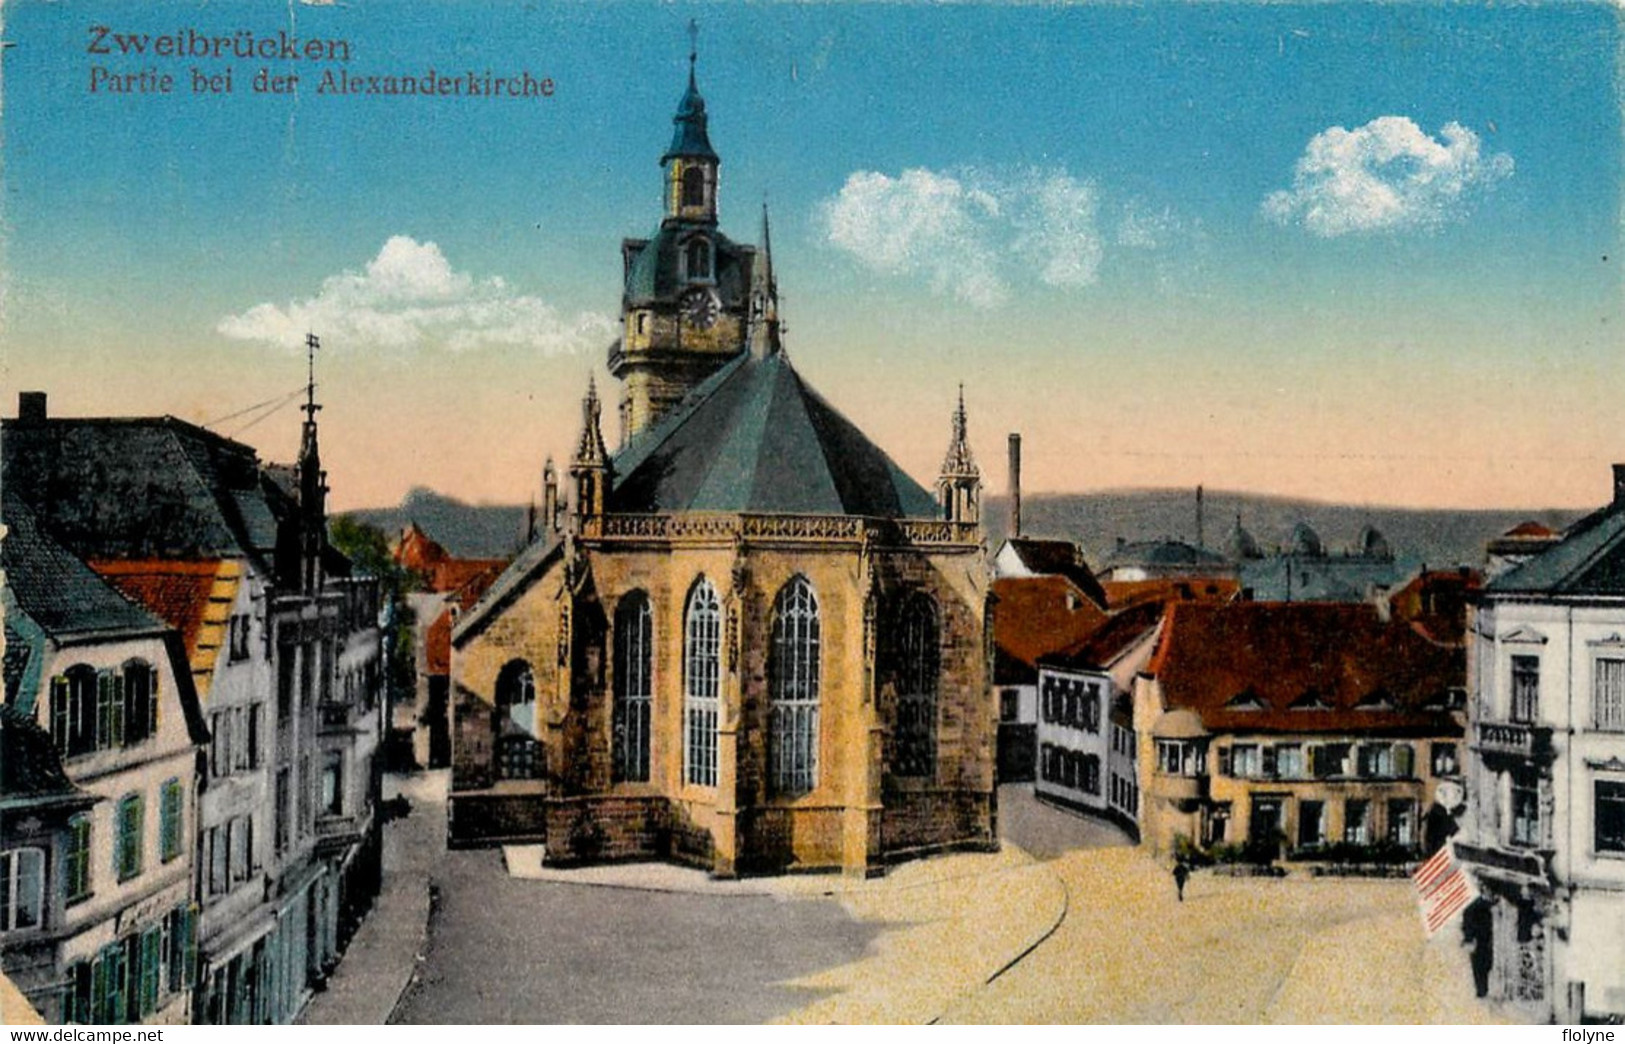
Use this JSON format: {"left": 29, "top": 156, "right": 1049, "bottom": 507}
{"left": 1164, "top": 740, "right": 1461, "bottom": 782}
{"left": 202, "top": 815, "right": 258, "bottom": 901}
{"left": 271, "top": 753, "right": 335, "bottom": 856}
{"left": 2, "top": 783, "right": 181, "bottom": 934}
{"left": 1040, "top": 676, "right": 1102, "bottom": 732}
{"left": 1205, "top": 797, "right": 1418, "bottom": 849}
{"left": 1505, "top": 653, "right": 1625, "bottom": 730}
{"left": 210, "top": 703, "right": 265, "bottom": 779}
{"left": 1040, "top": 744, "right": 1101, "bottom": 796}
{"left": 60, "top": 904, "right": 196, "bottom": 1025}
{"left": 498, "top": 580, "right": 944, "bottom": 795}
{"left": 1109, "top": 772, "right": 1139, "bottom": 817}
{"left": 48, "top": 662, "right": 160, "bottom": 758}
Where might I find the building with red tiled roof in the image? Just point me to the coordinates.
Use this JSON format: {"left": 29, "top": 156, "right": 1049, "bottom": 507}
{"left": 89, "top": 559, "right": 238, "bottom": 698}
{"left": 990, "top": 574, "right": 1108, "bottom": 781}
{"left": 1032, "top": 600, "right": 1166, "bottom": 835}
{"left": 1133, "top": 601, "right": 1465, "bottom": 860}
{"left": 1485, "top": 519, "right": 1562, "bottom": 580}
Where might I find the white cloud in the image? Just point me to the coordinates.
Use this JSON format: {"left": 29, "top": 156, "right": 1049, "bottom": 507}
{"left": 217, "top": 236, "right": 613, "bottom": 353}
{"left": 1263, "top": 116, "right": 1513, "bottom": 236}
{"left": 818, "top": 167, "right": 1105, "bottom": 308}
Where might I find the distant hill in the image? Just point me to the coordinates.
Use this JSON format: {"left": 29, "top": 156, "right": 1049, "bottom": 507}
{"left": 341, "top": 487, "right": 530, "bottom": 559}
{"left": 340, "top": 485, "right": 1581, "bottom": 569}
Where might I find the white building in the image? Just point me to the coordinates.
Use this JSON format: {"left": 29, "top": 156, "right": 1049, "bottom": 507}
{"left": 1033, "top": 601, "right": 1162, "bottom": 834}
{"left": 1458, "top": 466, "right": 1625, "bottom": 1022}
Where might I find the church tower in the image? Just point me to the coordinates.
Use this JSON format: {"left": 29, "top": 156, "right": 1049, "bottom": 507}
{"left": 610, "top": 31, "right": 757, "bottom": 444}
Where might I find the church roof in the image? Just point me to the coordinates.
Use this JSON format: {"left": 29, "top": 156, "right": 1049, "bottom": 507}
{"left": 609, "top": 351, "right": 939, "bottom": 518}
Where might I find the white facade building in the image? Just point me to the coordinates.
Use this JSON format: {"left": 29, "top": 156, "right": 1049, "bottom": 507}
{"left": 1459, "top": 466, "right": 1625, "bottom": 1022}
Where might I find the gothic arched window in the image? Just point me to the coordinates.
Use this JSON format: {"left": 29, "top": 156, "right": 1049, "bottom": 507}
{"left": 894, "top": 594, "right": 940, "bottom": 778}
{"left": 684, "top": 579, "right": 722, "bottom": 787}
{"left": 613, "top": 592, "right": 654, "bottom": 783}
{"left": 685, "top": 236, "right": 712, "bottom": 281}
{"left": 682, "top": 166, "right": 706, "bottom": 209}
{"left": 494, "top": 659, "right": 540, "bottom": 780}
{"left": 770, "top": 577, "right": 821, "bottom": 795}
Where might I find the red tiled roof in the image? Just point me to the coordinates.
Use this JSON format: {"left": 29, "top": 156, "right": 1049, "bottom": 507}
{"left": 429, "top": 557, "right": 508, "bottom": 595}
{"left": 425, "top": 606, "right": 452, "bottom": 676}
{"left": 1040, "top": 600, "right": 1166, "bottom": 672}
{"left": 393, "top": 523, "right": 449, "bottom": 573}
{"left": 1387, "top": 568, "right": 1480, "bottom": 646}
{"left": 1146, "top": 601, "right": 1464, "bottom": 736}
{"left": 992, "top": 575, "right": 1109, "bottom": 680}
{"left": 1101, "top": 577, "right": 1239, "bottom": 611}
{"left": 1503, "top": 520, "right": 1557, "bottom": 539}
{"left": 89, "top": 558, "right": 231, "bottom": 657}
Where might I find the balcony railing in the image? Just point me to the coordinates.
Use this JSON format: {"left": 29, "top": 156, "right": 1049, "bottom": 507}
{"left": 1473, "top": 720, "right": 1554, "bottom": 761}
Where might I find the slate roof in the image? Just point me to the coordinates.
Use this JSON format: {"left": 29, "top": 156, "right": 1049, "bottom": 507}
{"left": 2, "top": 415, "right": 274, "bottom": 566}
{"left": 623, "top": 225, "right": 752, "bottom": 307}
{"left": 609, "top": 351, "right": 939, "bottom": 518}
{"left": 1, "top": 492, "right": 167, "bottom": 642}
{"left": 1145, "top": 602, "right": 1464, "bottom": 736}
{"left": 0, "top": 703, "right": 90, "bottom": 809}
{"left": 663, "top": 72, "right": 719, "bottom": 163}
{"left": 997, "top": 538, "right": 1108, "bottom": 609}
{"left": 1039, "top": 600, "right": 1166, "bottom": 673}
{"left": 1485, "top": 499, "right": 1625, "bottom": 596}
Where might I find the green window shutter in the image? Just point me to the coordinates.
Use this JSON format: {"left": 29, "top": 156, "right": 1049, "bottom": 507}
{"left": 98, "top": 672, "right": 114, "bottom": 751}
{"left": 183, "top": 903, "right": 198, "bottom": 989}
{"left": 50, "top": 677, "right": 70, "bottom": 752}
{"left": 1396, "top": 743, "right": 1416, "bottom": 778}
{"left": 91, "top": 952, "right": 108, "bottom": 1025}
{"left": 141, "top": 927, "right": 162, "bottom": 1016}
{"left": 150, "top": 666, "right": 161, "bottom": 735}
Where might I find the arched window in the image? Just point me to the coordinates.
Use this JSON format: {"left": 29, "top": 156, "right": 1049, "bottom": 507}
{"left": 613, "top": 592, "right": 654, "bottom": 783}
{"left": 770, "top": 577, "right": 821, "bottom": 795}
{"left": 894, "top": 594, "right": 940, "bottom": 778}
{"left": 681, "top": 166, "right": 706, "bottom": 208}
{"left": 493, "top": 660, "right": 540, "bottom": 780}
{"left": 685, "top": 237, "right": 711, "bottom": 281}
{"left": 683, "top": 579, "right": 721, "bottom": 787}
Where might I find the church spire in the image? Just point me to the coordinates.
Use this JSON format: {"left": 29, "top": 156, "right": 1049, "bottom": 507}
{"left": 570, "top": 376, "right": 610, "bottom": 519}
{"left": 748, "top": 201, "right": 782, "bottom": 359}
{"left": 662, "top": 22, "right": 719, "bottom": 223}
{"left": 295, "top": 333, "right": 330, "bottom": 593}
{"left": 937, "top": 385, "right": 981, "bottom": 526}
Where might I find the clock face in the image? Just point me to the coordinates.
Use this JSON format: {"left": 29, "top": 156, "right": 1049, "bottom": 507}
{"left": 682, "top": 288, "right": 720, "bottom": 330}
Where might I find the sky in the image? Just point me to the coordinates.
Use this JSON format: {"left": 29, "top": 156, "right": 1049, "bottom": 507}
{"left": 3, "top": 0, "right": 1622, "bottom": 512}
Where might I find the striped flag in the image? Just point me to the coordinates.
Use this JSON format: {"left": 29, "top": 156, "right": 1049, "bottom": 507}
{"left": 1413, "top": 839, "right": 1478, "bottom": 937}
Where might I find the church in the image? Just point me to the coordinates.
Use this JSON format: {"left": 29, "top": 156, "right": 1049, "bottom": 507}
{"left": 445, "top": 54, "right": 997, "bottom": 877}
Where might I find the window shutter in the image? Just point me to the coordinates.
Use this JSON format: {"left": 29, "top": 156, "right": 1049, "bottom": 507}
{"left": 91, "top": 952, "right": 108, "bottom": 1025}
{"left": 1262, "top": 745, "right": 1278, "bottom": 778}
{"left": 140, "top": 927, "right": 161, "bottom": 1015}
{"left": 1396, "top": 743, "right": 1415, "bottom": 778}
{"left": 50, "top": 677, "right": 70, "bottom": 751}
{"left": 1218, "top": 746, "right": 1232, "bottom": 777}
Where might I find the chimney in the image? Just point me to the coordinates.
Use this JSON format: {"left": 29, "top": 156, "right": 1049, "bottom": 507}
{"left": 1613, "top": 463, "right": 1625, "bottom": 506}
{"left": 1007, "top": 433, "right": 1022, "bottom": 539}
{"left": 17, "top": 392, "right": 46, "bottom": 424}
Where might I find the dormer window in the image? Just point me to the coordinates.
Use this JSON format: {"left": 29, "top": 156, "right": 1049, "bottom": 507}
{"left": 685, "top": 237, "right": 712, "bottom": 281}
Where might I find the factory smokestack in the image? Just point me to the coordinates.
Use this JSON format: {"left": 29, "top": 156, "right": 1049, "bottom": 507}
{"left": 1008, "top": 433, "right": 1023, "bottom": 538}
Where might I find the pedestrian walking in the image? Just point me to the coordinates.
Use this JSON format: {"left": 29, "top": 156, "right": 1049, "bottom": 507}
{"left": 1173, "top": 860, "right": 1190, "bottom": 902}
